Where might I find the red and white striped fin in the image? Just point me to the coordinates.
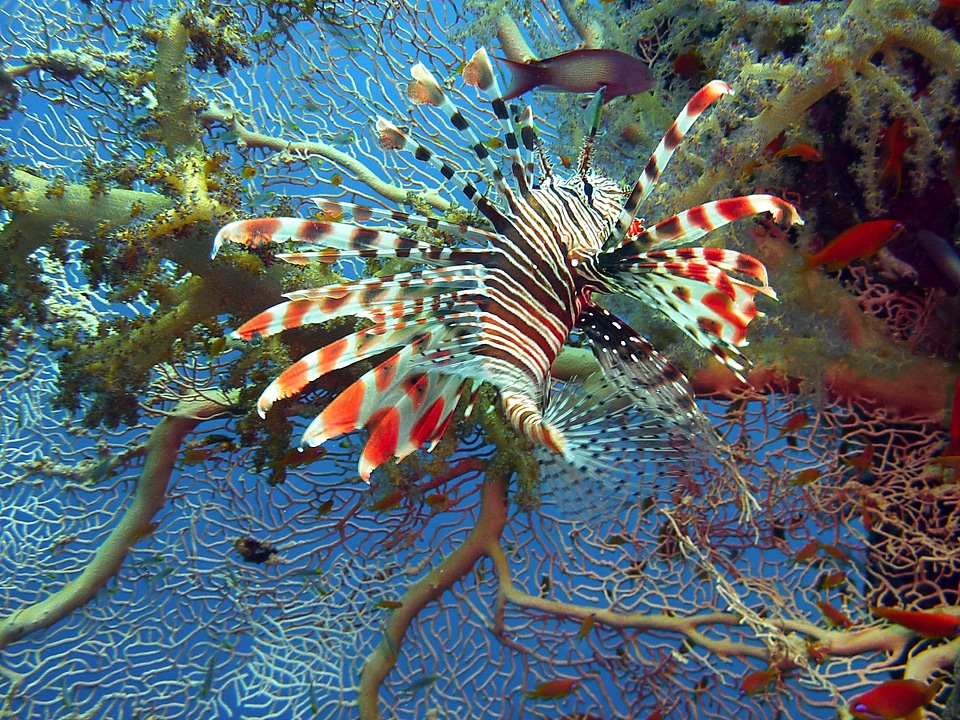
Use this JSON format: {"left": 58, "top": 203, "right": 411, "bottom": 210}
{"left": 614, "top": 270, "right": 771, "bottom": 380}
{"left": 362, "top": 371, "right": 468, "bottom": 476}
{"left": 602, "top": 80, "right": 734, "bottom": 251}
{"left": 462, "top": 47, "right": 533, "bottom": 197}
{"left": 311, "top": 198, "right": 500, "bottom": 247}
{"left": 297, "top": 336, "right": 468, "bottom": 479}
{"left": 616, "top": 195, "right": 803, "bottom": 251}
{"left": 233, "top": 268, "right": 486, "bottom": 340}
{"left": 256, "top": 326, "right": 437, "bottom": 416}
{"left": 211, "top": 217, "right": 452, "bottom": 265}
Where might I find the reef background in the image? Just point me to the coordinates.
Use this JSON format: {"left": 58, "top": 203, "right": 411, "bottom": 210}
{"left": 0, "top": 0, "right": 958, "bottom": 718}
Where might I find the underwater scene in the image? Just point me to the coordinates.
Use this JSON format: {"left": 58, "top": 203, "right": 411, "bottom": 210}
{"left": 1, "top": 0, "right": 959, "bottom": 718}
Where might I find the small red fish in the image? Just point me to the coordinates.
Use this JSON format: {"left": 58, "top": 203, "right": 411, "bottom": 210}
{"left": 817, "top": 600, "right": 854, "bottom": 628}
{"left": 848, "top": 678, "right": 942, "bottom": 720}
{"left": 739, "top": 666, "right": 779, "bottom": 696}
{"left": 793, "top": 540, "right": 821, "bottom": 563}
{"left": 777, "top": 411, "right": 811, "bottom": 437}
{"left": 672, "top": 49, "right": 703, "bottom": 79}
{"left": 790, "top": 468, "right": 822, "bottom": 486}
{"left": 799, "top": 220, "right": 904, "bottom": 272}
{"left": 775, "top": 143, "right": 822, "bottom": 162}
{"left": 872, "top": 606, "right": 960, "bottom": 638}
{"left": 130, "top": 521, "right": 159, "bottom": 543}
{"left": 370, "top": 489, "right": 405, "bottom": 512}
{"left": 500, "top": 49, "right": 654, "bottom": 102}
{"left": 817, "top": 570, "right": 848, "bottom": 591}
{"left": 878, "top": 118, "right": 915, "bottom": 197}
{"left": 844, "top": 441, "right": 875, "bottom": 471}
{"left": 524, "top": 677, "right": 580, "bottom": 700}
{"left": 818, "top": 542, "right": 850, "bottom": 562}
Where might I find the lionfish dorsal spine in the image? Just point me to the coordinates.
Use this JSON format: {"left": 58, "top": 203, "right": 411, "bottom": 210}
{"left": 211, "top": 216, "right": 454, "bottom": 266}
{"left": 311, "top": 198, "right": 499, "bottom": 247}
{"left": 375, "top": 116, "right": 509, "bottom": 231}
{"left": 601, "top": 80, "right": 734, "bottom": 251}
{"left": 408, "top": 62, "right": 518, "bottom": 208}
{"left": 463, "top": 47, "right": 535, "bottom": 198}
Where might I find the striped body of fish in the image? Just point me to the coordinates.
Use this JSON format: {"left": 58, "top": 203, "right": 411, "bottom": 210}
{"left": 212, "top": 49, "right": 802, "bottom": 522}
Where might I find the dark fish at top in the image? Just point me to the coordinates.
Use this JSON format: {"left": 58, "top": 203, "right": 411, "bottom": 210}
{"left": 500, "top": 49, "right": 654, "bottom": 101}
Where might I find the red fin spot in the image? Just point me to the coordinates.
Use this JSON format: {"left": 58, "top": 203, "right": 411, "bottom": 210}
{"left": 282, "top": 300, "right": 314, "bottom": 331}
{"left": 319, "top": 380, "right": 366, "bottom": 438}
{"left": 686, "top": 205, "right": 713, "bottom": 232}
{"left": 715, "top": 197, "right": 756, "bottom": 222}
{"left": 654, "top": 216, "right": 683, "bottom": 240}
{"left": 297, "top": 221, "right": 333, "bottom": 242}
{"left": 701, "top": 291, "right": 748, "bottom": 343}
{"left": 410, "top": 397, "right": 446, "bottom": 449}
{"left": 318, "top": 337, "right": 349, "bottom": 375}
{"left": 402, "top": 374, "right": 430, "bottom": 413}
{"left": 673, "top": 285, "right": 692, "bottom": 303}
{"left": 363, "top": 407, "right": 401, "bottom": 473}
{"left": 697, "top": 317, "right": 722, "bottom": 337}
{"left": 274, "top": 358, "right": 312, "bottom": 399}
{"left": 242, "top": 218, "right": 283, "bottom": 248}
{"left": 374, "top": 355, "right": 400, "bottom": 392}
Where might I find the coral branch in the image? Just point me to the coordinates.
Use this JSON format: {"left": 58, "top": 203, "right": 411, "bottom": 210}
{"left": 0, "top": 389, "right": 238, "bottom": 652}
{"left": 357, "top": 465, "right": 509, "bottom": 720}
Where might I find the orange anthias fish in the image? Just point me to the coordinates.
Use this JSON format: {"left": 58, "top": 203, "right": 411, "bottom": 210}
{"left": 499, "top": 49, "right": 654, "bottom": 102}
{"left": 848, "top": 678, "right": 943, "bottom": 720}
{"left": 739, "top": 666, "right": 779, "bottom": 696}
{"left": 799, "top": 220, "right": 904, "bottom": 272}
{"left": 872, "top": 606, "right": 960, "bottom": 638}
{"left": 774, "top": 143, "right": 823, "bottom": 162}
{"left": 817, "top": 600, "right": 854, "bottom": 628}
{"left": 878, "top": 118, "right": 915, "bottom": 196}
{"left": 525, "top": 677, "right": 580, "bottom": 700}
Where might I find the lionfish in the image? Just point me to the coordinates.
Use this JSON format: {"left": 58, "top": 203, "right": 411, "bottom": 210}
{"left": 212, "top": 49, "right": 802, "bottom": 522}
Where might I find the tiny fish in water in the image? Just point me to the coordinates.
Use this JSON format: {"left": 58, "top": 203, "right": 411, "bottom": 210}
{"left": 525, "top": 677, "right": 580, "bottom": 700}
{"left": 848, "top": 678, "right": 943, "bottom": 720}
{"left": 375, "top": 599, "right": 403, "bottom": 610}
{"left": 799, "top": 220, "right": 904, "bottom": 272}
{"left": 130, "top": 521, "right": 159, "bottom": 543}
{"left": 777, "top": 411, "right": 811, "bottom": 437}
{"left": 872, "top": 606, "right": 960, "bottom": 638}
{"left": 878, "top": 118, "right": 914, "bottom": 197}
{"left": 790, "top": 468, "right": 822, "bottom": 486}
{"left": 817, "top": 600, "right": 854, "bottom": 628}
{"left": 774, "top": 143, "right": 822, "bottom": 162}
{"left": 322, "top": 131, "right": 356, "bottom": 146}
{"left": 370, "top": 489, "right": 404, "bottom": 512}
{"left": 816, "top": 570, "right": 847, "bottom": 591}
{"left": 577, "top": 614, "right": 596, "bottom": 641}
{"left": 739, "top": 667, "right": 779, "bottom": 696}
{"left": 844, "top": 441, "right": 875, "bottom": 471}
{"left": 199, "top": 655, "right": 215, "bottom": 699}
{"left": 399, "top": 673, "right": 438, "bottom": 695}
{"left": 499, "top": 49, "right": 654, "bottom": 102}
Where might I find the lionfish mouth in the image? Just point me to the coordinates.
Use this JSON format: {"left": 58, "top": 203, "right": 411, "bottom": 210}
{"left": 212, "top": 47, "right": 802, "bottom": 523}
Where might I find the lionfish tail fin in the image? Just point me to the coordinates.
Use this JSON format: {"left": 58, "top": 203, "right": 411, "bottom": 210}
{"left": 538, "top": 372, "right": 714, "bottom": 525}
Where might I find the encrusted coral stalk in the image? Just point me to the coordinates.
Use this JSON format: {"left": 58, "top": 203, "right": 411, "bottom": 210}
{"left": 357, "top": 466, "right": 509, "bottom": 720}
{"left": 0, "top": 390, "right": 238, "bottom": 652}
